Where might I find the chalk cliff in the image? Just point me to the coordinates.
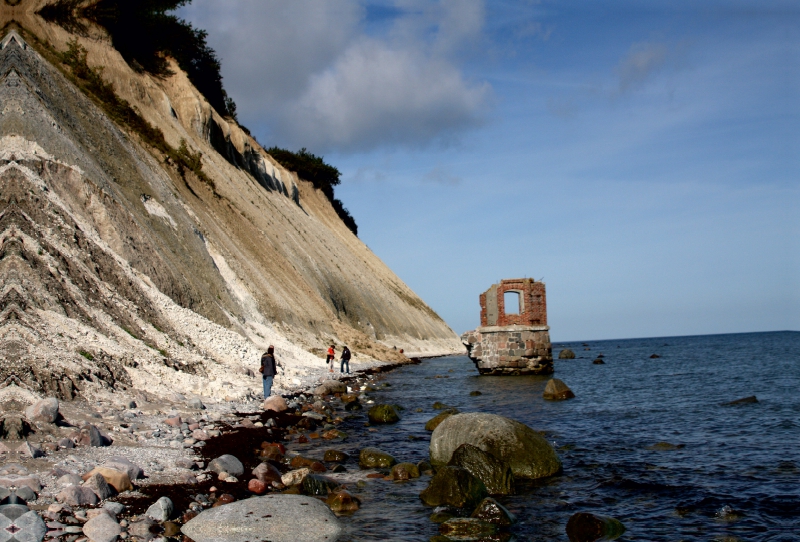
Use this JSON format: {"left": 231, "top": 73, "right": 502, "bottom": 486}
{"left": 0, "top": 1, "right": 461, "bottom": 404}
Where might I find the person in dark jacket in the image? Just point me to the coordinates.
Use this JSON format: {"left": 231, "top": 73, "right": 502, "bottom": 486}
{"left": 340, "top": 346, "right": 351, "bottom": 374}
{"left": 261, "top": 346, "right": 279, "bottom": 398}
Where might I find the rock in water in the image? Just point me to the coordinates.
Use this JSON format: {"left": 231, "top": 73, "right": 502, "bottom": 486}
{"left": 447, "top": 443, "right": 514, "bottom": 495}
{"left": 430, "top": 412, "right": 561, "bottom": 479}
{"left": 301, "top": 474, "right": 340, "bottom": 496}
{"left": 470, "top": 497, "right": 517, "bottom": 525}
{"left": 419, "top": 466, "right": 488, "bottom": 509}
{"left": 543, "top": 378, "right": 575, "bottom": 400}
{"left": 558, "top": 348, "right": 576, "bottom": 359}
{"left": 359, "top": 447, "right": 397, "bottom": 469}
{"left": 209, "top": 455, "right": 244, "bottom": 477}
{"left": 724, "top": 395, "right": 758, "bottom": 406}
{"left": 425, "top": 409, "right": 458, "bottom": 431}
{"left": 566, "top": 512, "right": 626, "bottom": 542}
{"left": 314, "top": 381, "right": 347, "bottom": 396}
{"left": 439, "top": 518, "right": 497, "bottom": 537}
{"left": 323, "top": 449, "right": 349, "bottom": 463}
{"left": 390, "top": 462, "right": 420, "bottom": 481}
{"left": 181, "top": 495, "right": 343, "bottom": 542}
{"left": 367, "top": 404, "right": 400, "bottom": 423}
{"left": 326, "top": 490, "right": 360, "bottom": 513}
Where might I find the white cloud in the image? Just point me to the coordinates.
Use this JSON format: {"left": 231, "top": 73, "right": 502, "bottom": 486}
{"left": 180, "top": 0, "right": 491, "bottom": 153}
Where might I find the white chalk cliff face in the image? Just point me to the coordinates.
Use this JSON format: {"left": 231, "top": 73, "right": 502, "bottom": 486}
{"left": 0, "top": 1, "right": 461, "bottom": 405}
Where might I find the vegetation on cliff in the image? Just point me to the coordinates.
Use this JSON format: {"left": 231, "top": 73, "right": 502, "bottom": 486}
{"left": 267, "top": 147, "right": 358, "bottom": 236}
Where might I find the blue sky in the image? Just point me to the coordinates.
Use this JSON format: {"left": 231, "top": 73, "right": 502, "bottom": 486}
{"left": 180, "top": 1, "right": 799, "bottom": 341}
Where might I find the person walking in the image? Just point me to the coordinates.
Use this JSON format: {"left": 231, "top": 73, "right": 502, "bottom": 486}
{"left": 260, "top": 346, "right": 278, "bottom": 398}
{"left": 340, "top": 346, "right": 351, "bottom": 374}
{"left": 326, "top": 344, "right": 335, "bottom": 373}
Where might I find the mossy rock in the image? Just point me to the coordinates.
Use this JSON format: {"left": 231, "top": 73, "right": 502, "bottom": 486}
{"left": 419, "top": 466, "right": 488, "bottom": 509}
{"left": 439, "top": 518, "right": 497, "bottom": 537}
{"left": 323, "top": 449, "right": 349, "bottom": 462}
{"left": 448, "top": 443, "right": 514, "bottom": 495}
{"left": 358, "top": 447, "right": 397, "bottom": 469}
{"left": 430, "top": 412, "right": 561, "bottom": 480}
{"left": 367, "top": 404, "right": 400, "bottom": 423}
{"left": 301, "top": 474, "right": 340, "bottom": 496}
{"left": 425, "top": 409, "right": 458, "bottom": 431}
{"left": 390, "top": 462, "right": 420, "bottom": 481}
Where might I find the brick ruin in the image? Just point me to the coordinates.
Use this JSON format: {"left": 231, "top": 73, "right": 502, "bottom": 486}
{"left": 461, "top": 278, "right": 553, "bottom": 375}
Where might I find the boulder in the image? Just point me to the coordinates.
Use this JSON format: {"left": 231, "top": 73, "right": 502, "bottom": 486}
{"left": 724, "top": 395, "right": 758, "bottom": 406}
{"left": 83, "top": 467, "right": 133, "bottom": 493}
{"left": 325, "top": 490, "right": 360, "bottom": 513}
{"left": 430, "top": 413, "right": 561, "bottom": 479}
{"left": 390, "top": 462, "right": 420, "bottom": 481}
{"left": 323, "top": 449, "right": 349, "bottom": 463}
{"left": 57, "top": 473, "right": 83, "bottom": 488}
{"left": 82, "top": 512, "right": 122, "bottom": 542}
{"left": 566, "top": 512, "right": 626, "bottom": 542}
{"left": 439, "top": 518, "right": 496, "bottom": 538}
{"left": 127, "top": 517, "right": 155, "bottom": 540}
{"left": 558, "top": 349, "right": 576, "bottom": 359}
{"left": 77, "top": 424, "right": 105, "bottom": 447}
{"left": 145, "top": 496, "right": 174, "bottom": 522}
{"left": 181, "top": 495, "right": 343, "bottom": 542}
{"left": 358, "top": 447, "right": 397, "bottom": 469}
{"left": 25, "top": 397, "right": 59, "bottom": 423}
{"left": 313, "top": 380, "right": 346, "bottom": 396}
{"left": 252, "top": 462, "right": 282, "bottom": 484}
{"left": 593, "top": 358, "right": 605, "bottom": 365}
{"left": 419, "top": 466, "right": 488, "bottom": 509}
{"left": 425, "top": 409, "right": 458, "bottom": 431}
{"left": 102, "top": 457, "right": 144, "bottom": 480}
{"left": 447, "top": 443, "right": 514, "bottom": 495}
{"left": 262, "top": 396, "right": 289, "bottom": 412}
{"left": 56, "top": 485, "right": 98, "bottom": 506}
{"left": 367, "top": 404, "right": 400, "bottom": 424}
{"left": 543, "top": 379, "right": 575, "bottom": 400}
{"left": 0, "top": 475, "right": 41, "bottom": 492}
{"left": 470, "top": 497, "right": 517, "bottom": 525}
{"left": 209, "top": 455, "right": 244, "bottom": 477}
{"left": 84, "top": 472, "right": 115, "bottom": 500}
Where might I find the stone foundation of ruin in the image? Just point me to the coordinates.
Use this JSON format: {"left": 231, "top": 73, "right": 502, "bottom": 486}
{"left": 461, "top": 325, "right": 553, "bottom": 376}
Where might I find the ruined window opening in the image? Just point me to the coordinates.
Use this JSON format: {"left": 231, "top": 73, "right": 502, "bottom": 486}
{"left": 503, "top": 291, "right": 521, "bottom": 315}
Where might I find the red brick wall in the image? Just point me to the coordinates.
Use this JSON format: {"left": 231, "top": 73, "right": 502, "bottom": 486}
{"left": 480, "top": 279, "right": 547, "bottom": 327}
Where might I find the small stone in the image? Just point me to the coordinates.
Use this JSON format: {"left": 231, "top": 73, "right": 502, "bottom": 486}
{"left": 649, "top": 353, "right": 661, "bottom": 359}
{"left": 77, "top": 425, "right": 105, "bottom": 447}
{"left": 593, "top": 358, "right": 605, "bottom": 364}
{"left": 439, "top": 518, "right": 496, "bottom": 537}
{"left": 323, "top": 449, "right": 349, "bottom": 463}
{"left": 247, "top": 479, "right": 267, "bottom": 495}
{"left": 188, "top": 398, "right": 205, "bottom": 410}
{"left": 470, "top": 497, "right": 517, "bottom": 525}
{"left": 252, "top": 462, "right": 282, "bottom": 485}
{"left": 208, "top": 455, "right": 244, "bottom": 477}
{"left": 390, "top": 462, "right": 420, "bottom": 481}
{"left": 145, "top": 496, "right": 174, "bottom": 522}
{"left": 367, "top": 404, "right": 400, "bottom": 424}
{"left": 163, "top": 416, "right": 182, "bottom": 428}
{"left": 469, "top": 390, "right": 482, "bottom": 396}
{"left": 358, "top": 447, "right": 397, "bottom": 469}
{"left": 325, "top": 490, "right": 360, "bottom": 513}
{"left": 281, "top": 468, "right": 311, "bottom": 487}
{"left": 566, "top": 512, "right": 626, "bottom": 542}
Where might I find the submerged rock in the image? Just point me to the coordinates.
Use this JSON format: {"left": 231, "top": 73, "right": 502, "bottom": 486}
{"left": 724, "top": 395, "right": 758, "bottom": 406}
{"left": 439, "top": 517, "right": 497, "bottom": 538}
{"left": 558, "top": 348, "right": 576, "bottom": 359}
{"left": 425, "top": 409, "right": 458, "bottom": 431}
{"left": 359, "top": 447, "right": 397, "bottom": 469}
{"left": 390, "top": 462, "right": 420, "bottom": 481}
{"left": 447, "top": 443, "right": 514, "bottom": 495}
{"left": 566, "top": 512, "right": 626, "bottom": 542}
{"left": 543, "top": 378, "right": 575, "bottom": 400}
{"left": 471, "top": 497, "right": 517, "bottom": 525}
{"left": 367, "top": 404, "right": 400, "bottom": 423}
{"left": 419, "top": 466, "right": 488, "bottom": 509}
{"left": 181, "top": 495, "right": 343, "bottom": 542}
{"left": 430, "top": 412, "right": 561, "bottom": 479}
{"left": 326, "top": 490, "right": 360, "bottom": 513}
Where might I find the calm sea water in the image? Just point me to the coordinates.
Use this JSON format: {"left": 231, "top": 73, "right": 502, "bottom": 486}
{"left": 298, "top": 331, "right": 800, "bottom": 541}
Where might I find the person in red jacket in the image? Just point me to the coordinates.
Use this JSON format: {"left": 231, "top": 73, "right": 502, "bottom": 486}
{"left": 326, "top": 345, "right": 335, "bottom": 373}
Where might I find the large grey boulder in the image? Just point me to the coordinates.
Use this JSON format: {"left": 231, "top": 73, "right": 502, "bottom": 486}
{"left": 25, "top": 397, "right": 59, "bottom": 423}
{"left": 447, "top": 443, "right": 514, "bottom": 495}
{"left": 208, "top": 455, "right": 244, "bottom": 477}
{"left": 181, "top": 495, "right": 343, "bottom": 542}
{"left": 430, "top": 413, "right": 561, "bottom": 479}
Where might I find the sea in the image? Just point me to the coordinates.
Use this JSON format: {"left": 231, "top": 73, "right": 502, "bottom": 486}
{"left": 309, "top": 331, "right": 799, "bottom": 541}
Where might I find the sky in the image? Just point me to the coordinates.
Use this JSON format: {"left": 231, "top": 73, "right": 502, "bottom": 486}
{"left": 179, "top": 0, "right": 799, "bottom": 341}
